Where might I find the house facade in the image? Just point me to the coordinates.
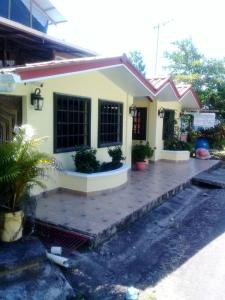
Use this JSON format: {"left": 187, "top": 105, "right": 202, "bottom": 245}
{"left": 133, "top": 77, "right": 201, "bottom": 161}
{"left": 0, "top": 55, "right": 201, "bottom": 195}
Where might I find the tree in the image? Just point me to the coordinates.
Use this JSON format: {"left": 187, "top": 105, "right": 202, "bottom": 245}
{"left": 164, "top": 38, "right": 204, "bottom": 91}
{"left": 128, "top": 50, "right": 146, "bottom": 76}
{"left": 164, "top": 38, "right": 225, "bottom": 120}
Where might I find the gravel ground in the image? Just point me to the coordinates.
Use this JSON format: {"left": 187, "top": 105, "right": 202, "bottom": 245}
{"left": 64, "top": 179, "right": 225, "bottom": 299}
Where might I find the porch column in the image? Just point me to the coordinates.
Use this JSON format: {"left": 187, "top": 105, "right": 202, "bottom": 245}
{"left": 147, "top": 100, "right": 163, "bottom": 161}
{"left": 125, "top": 93, "right": 133, "bottom": 167}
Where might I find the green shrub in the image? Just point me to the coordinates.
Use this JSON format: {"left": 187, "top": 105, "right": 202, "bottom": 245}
{"left": 108, "top": 146, "right": 125, "bottom": 165}
{"left": 164, "top": 137, "right": 192, "bottom": 151}
{"left": 73, "top": 148, "right": 100, "bottom": 173}
{"left": 100, "top": 146, "right": 125, "bottom": 171}
{"left": 132, "top": 142, "right": 154, "bottom": 162}
{"left": 199, "top": 124, "right": 225, "bottom": 150}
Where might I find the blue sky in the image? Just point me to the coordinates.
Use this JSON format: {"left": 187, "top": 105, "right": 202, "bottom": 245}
{"left": 49, "top": 0, "right": 225, "bottom": 76}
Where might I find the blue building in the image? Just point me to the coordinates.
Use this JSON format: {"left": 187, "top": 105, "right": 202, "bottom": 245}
{"left": 0, "top": 0, "right": 95, "bottom": 66}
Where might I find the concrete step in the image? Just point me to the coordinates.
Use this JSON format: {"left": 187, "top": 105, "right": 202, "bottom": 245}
{"left": 192, "top": 165, "right": 225, "bottom": 188}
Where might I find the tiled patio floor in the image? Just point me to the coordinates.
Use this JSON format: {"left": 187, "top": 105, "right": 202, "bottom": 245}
{"left": 36, "top": 159, "right": 219, "bottom": 244}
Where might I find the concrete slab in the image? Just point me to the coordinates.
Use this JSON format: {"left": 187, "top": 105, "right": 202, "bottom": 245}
{"left": 193, "top": 162, "right": 225, "bottom": 188}
{"left": 35, "top": 159, "right": 220, "bottom": 246}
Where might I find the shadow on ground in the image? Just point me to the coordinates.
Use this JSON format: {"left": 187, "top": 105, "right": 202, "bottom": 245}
{"left": 64, "top": 178, "right": 225, "bottom": 299}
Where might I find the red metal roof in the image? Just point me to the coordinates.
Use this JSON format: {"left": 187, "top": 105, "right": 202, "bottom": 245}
{"left": 176, "top": 84, "right": 192, "bottom": 96}
{"left": 1, "top": 55, "right": 156, "bottom": 94}
{"left": 149, "top": 77, "right": 170, "bottom": 90}
{"left": 0, "top": 55, "right": 201, "bottom": 108}
{"left": 148, "top": 76, "right": 201, "bottom": 109}
{"left": 176, "top": 84, "right": 202, "bottom": 108}
{"left": 148, "top": 76, "right": 180, "bottom": 99}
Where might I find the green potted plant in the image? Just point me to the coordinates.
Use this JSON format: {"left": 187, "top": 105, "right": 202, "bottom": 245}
{"left": 0, "top": 125, "right": 54, "bottom": 242}
{"left": 132, "top": 142, "right": 154, "bottom": 171}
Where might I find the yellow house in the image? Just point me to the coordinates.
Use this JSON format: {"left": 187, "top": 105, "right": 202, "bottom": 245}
{"left": 0, "top": 55, "right": 201, "bottom": 195}
{"left": 133, "top": 77, "right": 201, "bottom": 161}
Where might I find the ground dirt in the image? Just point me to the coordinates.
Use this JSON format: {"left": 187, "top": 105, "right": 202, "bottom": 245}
{"left": 64, "top": 167, "right": 225, "bottom": 300}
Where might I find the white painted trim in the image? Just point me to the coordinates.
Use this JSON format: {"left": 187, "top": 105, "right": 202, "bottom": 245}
{"left": 178, "top": 89, "right": 191, "bottom": 102}
{"left": 179, "top": 90, "right": 200, "bottom": 109}
{"left": 160, "top": 150, "right": 190, "bottom": 161}
{"left": 122, "top": 65, "right": 156, "bottom": 97}
{"left": 63, "top": 164, "right": 130, "bottom": 178}
{"left": 155, "top": 82, "right": 180, "bottom": 100}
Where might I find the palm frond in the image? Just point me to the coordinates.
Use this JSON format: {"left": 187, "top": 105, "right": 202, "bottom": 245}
{"left": 0, "top": 126, "right": 55, "bottom": 211}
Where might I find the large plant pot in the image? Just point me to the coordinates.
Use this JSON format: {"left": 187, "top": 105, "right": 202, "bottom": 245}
{"left": 135, "top": 161, "right": 146, "bottom": 171}
{"left": 0, "top": 211, "right": 23, "bottom": 242}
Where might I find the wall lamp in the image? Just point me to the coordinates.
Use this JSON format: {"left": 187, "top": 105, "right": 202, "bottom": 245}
{"left": 31, "top": 88, "right": 44, "bottom": 111}
{"left": 158, "top": 107, "right": 165, "bottom": 118}
{"left": 180, "top": 111, "right": 185, "bottom": 118}
{"left": 129, "top": 104, "right": 137, "bottom": 118}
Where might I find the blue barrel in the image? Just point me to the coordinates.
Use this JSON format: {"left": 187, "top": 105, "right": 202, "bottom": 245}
{"left": 195, "top": 137, "right": 209, "bottom": 150}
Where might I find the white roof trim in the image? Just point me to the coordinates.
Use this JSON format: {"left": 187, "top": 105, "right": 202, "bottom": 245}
{"left": 154, "top": 82, "right": 179, "bottom": 100}
{"left": 179, "top": 90, "right": 200, "bottom": 109}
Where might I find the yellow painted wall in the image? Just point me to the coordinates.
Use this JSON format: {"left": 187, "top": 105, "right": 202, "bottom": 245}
{"left": 134, "top": 98, "right": 182, "bottom": 161}
{"left": 0, "top": 71, "right": 133, "bottom": 193}
{"left": 154, "top": 101, "right": 181, "bottom": 160}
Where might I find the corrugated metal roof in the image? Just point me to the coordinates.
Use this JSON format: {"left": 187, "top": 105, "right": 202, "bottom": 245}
{"left": 0, "top": 55, "right": 156, "bottom": 97}
{"left": 148, "top": 77, "right": 170, "bottom": 90}
{"left": 30, "top": 0, "right": 66, "bottom": 25}
{"left": 176, "top": 84, "right": 192, "bottom": 96}
{"left": 0, "top": 57, "right": 201, "bottom": 108}
{"left": 0, "top": 17, "right": 96, "bottom": 58}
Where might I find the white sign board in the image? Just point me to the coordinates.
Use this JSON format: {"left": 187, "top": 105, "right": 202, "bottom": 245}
{"left": 193, "top": 113, "right": 215, "bottom": 129}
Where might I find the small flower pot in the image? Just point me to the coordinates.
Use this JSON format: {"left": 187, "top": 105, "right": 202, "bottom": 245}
{"left": 135, "top": 161, "right": 146, "bottom": 171}
{"left": 0, "top": 211, "right": 23, "bottom": 242}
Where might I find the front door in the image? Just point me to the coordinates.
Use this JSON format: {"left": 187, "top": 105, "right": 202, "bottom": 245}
{"left": 132, "top": 107, "right": 147, "bottom": 140}
{"left": 0, "top": 95, "right": 22, "bottom": 143}
{"left": 163, "top": 109, "right": 175, "bottom": 140}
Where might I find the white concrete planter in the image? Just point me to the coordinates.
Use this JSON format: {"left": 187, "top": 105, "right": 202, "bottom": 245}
{"left": 160, "top": 150, "right": 190, "bottom": 161}
{"left": 0, "top": 211, "right": 23, "bottom": 242}
{"left": 59, "top": 164, "right": 130, "bottom": 194}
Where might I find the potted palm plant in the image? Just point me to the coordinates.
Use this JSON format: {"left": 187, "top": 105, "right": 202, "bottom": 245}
{"left": 132, "top": 142, "right": 154, "bottom": 171}
{"left": 0, "top": 125, "right": 54, "bottom": 242}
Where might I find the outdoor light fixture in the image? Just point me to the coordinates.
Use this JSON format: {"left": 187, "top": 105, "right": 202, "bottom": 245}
{"left": 31, "top": 88, "right": 44, "bottom": 111}
{"left": 129, "top": 104, "right": 137, "bottom": 118}
{"left": 158, "top": 107, "right": 165, "bottom": 118}
{"left": 180, "top": 111, "right": 184, "bottom": 118}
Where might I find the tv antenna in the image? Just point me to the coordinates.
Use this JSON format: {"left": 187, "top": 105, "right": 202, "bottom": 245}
{"left": 153, "top": 19, "right": 174, "bottom": 76}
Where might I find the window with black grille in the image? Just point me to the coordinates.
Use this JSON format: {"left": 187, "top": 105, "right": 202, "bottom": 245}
{"left": 98, "top": 100, "right": 123, "bottom": 147}
{"left": 132, "top": 107, "right": 147, "bottom": 140}
{"left": 54, "top": 93, "right": 91, "bottom": 153}
{"left": 163, "top": 109, "right": 175, "bottom": 141}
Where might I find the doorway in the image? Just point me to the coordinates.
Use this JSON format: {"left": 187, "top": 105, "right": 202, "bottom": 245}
{"left": 0, "top": 95, "right": 22, "bottom": 143}
{"left": 163, "top": 109, "right": 175, "bottom": 141}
